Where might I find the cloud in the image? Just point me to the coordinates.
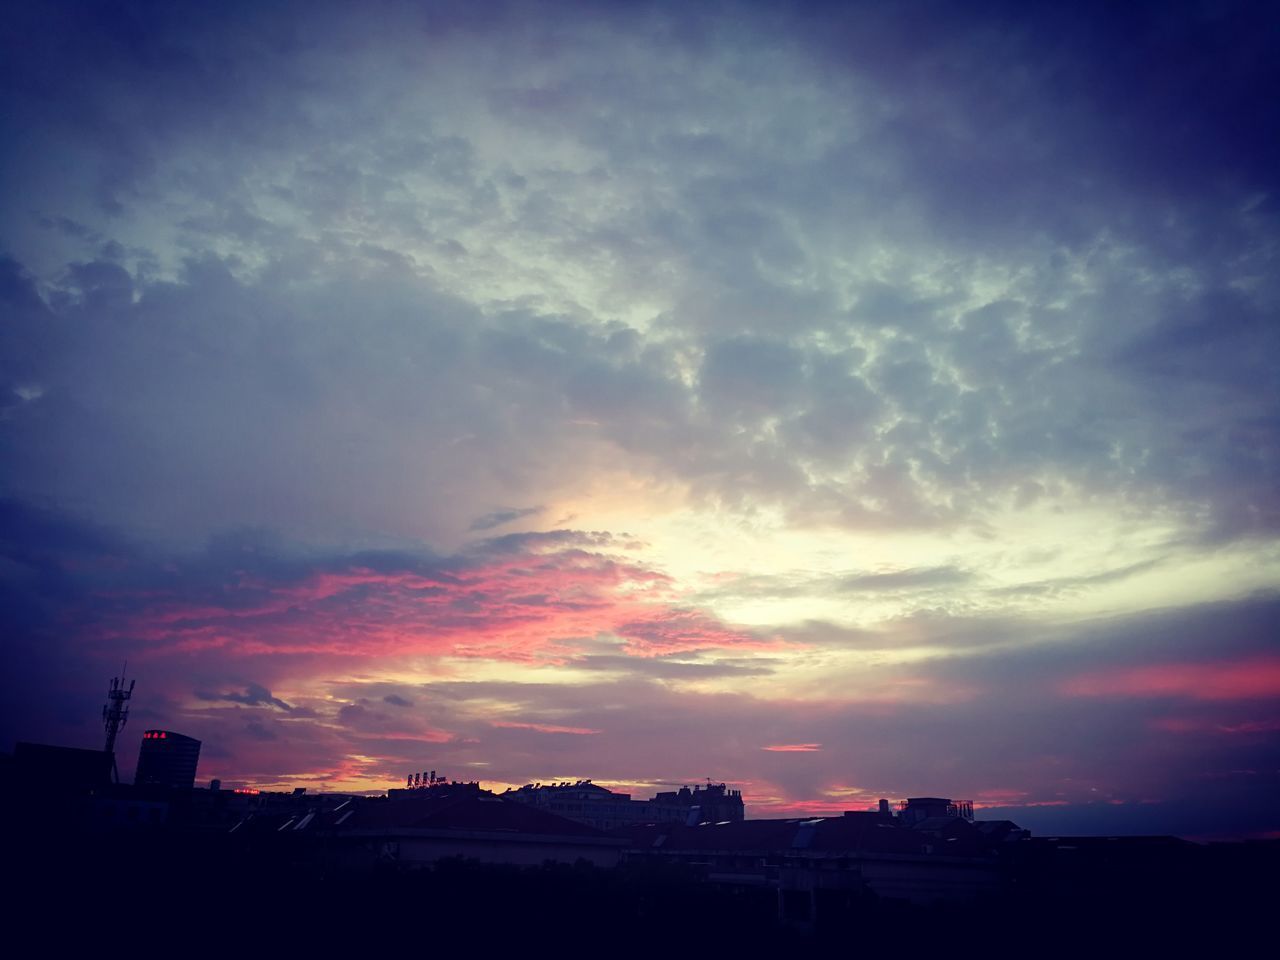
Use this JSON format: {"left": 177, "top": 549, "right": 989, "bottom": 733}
{"left": 990, "top": 558, "right": 1167, "bottom": 599}
{"left": 491, "top": 721, "right": 600, "bottom": 736}
{"left": 243, "top": 719, "right": 277, "bottom": 742}
{"left": 469, "top": 507, "right": 543, "bottom": 532}
{"left": 4, "top": 498, "right": 1277, "bottom": 837}
{"left": 0, "top": 0, "right": 1277, "bottom": 839}
{"left": 0, "top": 498, "right": 779, "bottom": 723}
{"left": 196, "top": 683, "right": 295, "bottom": 712}
{"left": 612, "top": 608, "right": 786, "bottom": 657}
{"left": 837, "top": 567, "right": 975, "bottom": 592}
{"left": 699, "top": 565, "right": 975, "bottom": 605}
{"left": 762, "top": 744, "right": 822, "bottom": 753}
{"left": 1, "top": 2, "right": 1276, "bottom": 544}
{"left": 1062, "top": 657, "right": 1280, "bottom": 702}
{"left": 569, "top": 654, "right": 777, "bottom": 680}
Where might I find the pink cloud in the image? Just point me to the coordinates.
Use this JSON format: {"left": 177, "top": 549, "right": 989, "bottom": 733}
{"left": 1061, "top": 656, "right": 1280, "bottom": 701}
{"left": 492, "top": 721, "right": 601, "bottom": 735}
{"left": 613, "top": 608, "right": 786, "bottom": 656}
{"left": 762, "top": 743, "right": 823, "bottom": 752}
{"left": 86, "top": 538, "right": 777, "bottom": 665}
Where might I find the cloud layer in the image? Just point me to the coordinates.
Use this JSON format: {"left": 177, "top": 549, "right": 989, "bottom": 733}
{"left": 2, "top": 1, "right": 1277, "bottom": 838}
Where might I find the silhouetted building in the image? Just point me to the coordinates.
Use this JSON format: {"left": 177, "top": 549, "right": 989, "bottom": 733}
{"left": 653, "top": 782, "right": 745, "bottom": 823}
{"left": 387, "top": 774, "right": 481, "bottom": 801}
{"left": 622, "top": 811, "right": 1015, "bottom": 918}
{"left": 135, "top": 730, "right": 201, "bottom": 790}
{"left": 219, "top": 788, "right": 624, "bottom": 869}
{"left": 12, "top": 742, "right": 113, "bottom": 791}
{"left": 504, "top": 779, "right": 745, "bottom": 829}
{"left": 898, "top": 796, "right": 973, "bottom": 823}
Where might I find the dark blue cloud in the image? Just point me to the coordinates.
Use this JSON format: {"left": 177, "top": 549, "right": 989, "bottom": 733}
{"left": 196, "top": 682, "right": 295, "bottom": 712}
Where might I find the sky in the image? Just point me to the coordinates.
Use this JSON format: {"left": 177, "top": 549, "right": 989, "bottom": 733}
{"left": 2, "top": 0, "right": 1277, "bottom": 839}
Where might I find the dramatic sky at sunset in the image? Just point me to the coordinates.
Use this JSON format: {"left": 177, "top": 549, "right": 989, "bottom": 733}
{"left": 3, "top": 0, "right": 1277, "bottom": 838}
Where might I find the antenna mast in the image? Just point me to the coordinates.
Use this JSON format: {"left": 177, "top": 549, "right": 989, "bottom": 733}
{"left": 102, "top": 665, "right": 135, "bottom": 784}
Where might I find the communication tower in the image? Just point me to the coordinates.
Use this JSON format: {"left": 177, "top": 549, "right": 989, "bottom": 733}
{"left": 102, "top": 667, "right": 135, "bottom": 783}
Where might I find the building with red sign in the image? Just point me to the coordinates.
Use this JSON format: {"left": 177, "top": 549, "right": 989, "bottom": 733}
{"left": 135, "top": 730, "right": 201, "bottom": 791}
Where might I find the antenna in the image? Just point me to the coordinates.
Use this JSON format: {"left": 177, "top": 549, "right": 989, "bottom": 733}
{"left": 102, "top": 664, "right": 134, "bottom": 784}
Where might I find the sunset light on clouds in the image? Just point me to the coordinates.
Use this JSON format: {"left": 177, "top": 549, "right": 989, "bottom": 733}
{"left": 2, "top": 0, "right": 1278, "bottom": 839}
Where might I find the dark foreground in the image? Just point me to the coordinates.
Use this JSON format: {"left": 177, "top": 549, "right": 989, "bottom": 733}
{"left": 8, "top": 824, "right": 1277, "bottom": 953}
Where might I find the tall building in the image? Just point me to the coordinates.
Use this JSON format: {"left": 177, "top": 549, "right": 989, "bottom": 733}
{"left": 135, "top": 730, "right": 201, "bottom": 790}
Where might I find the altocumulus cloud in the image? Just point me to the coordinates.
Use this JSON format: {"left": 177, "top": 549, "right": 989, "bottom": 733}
{"left": 1, "top": 1, "right": 1275, "bottom": 543}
